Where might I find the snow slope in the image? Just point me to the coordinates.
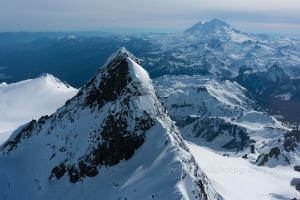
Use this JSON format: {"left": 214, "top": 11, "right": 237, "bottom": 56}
{"left": 0, "top": 74, "right": 78, "bottom": 144}
{"left": 188, "top": 143, "right": 300, "bottom": 200}
{"left": 0, "top": 48, "right": 219, "bottom": 200}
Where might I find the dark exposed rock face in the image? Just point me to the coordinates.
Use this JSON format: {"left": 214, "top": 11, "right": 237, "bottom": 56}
{"left": 1, "top": 115, "right": 51, "bottom": 154}
{"left": 256, "top": 147, "right": 280, "bottom": 166}
{"left": 49, "top": 108, "right": 154, "bottom": 182}
{"left": 2, "top": 119, "right": 36, "bottom": 153}
{"left": 177, "top": 115, "right": 200, "bottom": 127}
{"left": 82, "top": 57, "right": 133, "bottom": 110}
{"left": 250, "top": 144, "right": 255, "bottom": 154}
{"left": 284, "top": 130, "right": 300, "bottom": 152}
{"left": 294, "top": 165, "right": 300, "bottom": 172}
{"left": 51, "top": 163, "right": 67, "bottom": 179}
{"left": 291, "top": 178, "right": 300, "bottom": 194}
{"left": 255, "top": 130, "right": 300, "bottom": 167}
{"left": 51, "top": 102, "right": 155, "bottom": 183}
{"left": 296, "top": 182, "right": 300, "bottom": 192}
{"left": 255, "top": 147, "right": 290, "bottom": 166}
{"left": 185, "top": 117, "right": 253, "bottom": 150}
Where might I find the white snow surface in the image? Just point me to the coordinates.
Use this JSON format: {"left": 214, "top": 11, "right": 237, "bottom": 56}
{"left": 0, "top": 73, "right": 78, "bottom": 144}
{"left": 188, "top": 143, "right": 300, "bottom": 200}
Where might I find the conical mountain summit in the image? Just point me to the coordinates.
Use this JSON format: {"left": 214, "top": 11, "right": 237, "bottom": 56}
{"left": 0, "top": 47, "right": 219, "bottom": 200}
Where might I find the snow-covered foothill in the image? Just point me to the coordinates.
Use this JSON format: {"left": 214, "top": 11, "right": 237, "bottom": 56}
{"left": 153, "top": 75, "right": 288, "bottom": 153}
{"left": 0, "top": 73, "right": 78, "bottom": 144}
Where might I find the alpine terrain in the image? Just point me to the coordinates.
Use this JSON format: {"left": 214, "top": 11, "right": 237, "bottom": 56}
{"left": 0, "top": 48, "right": 219, "bottom": 200}
{"left": 1, "top": 18, "right": 300, "bottom": 199}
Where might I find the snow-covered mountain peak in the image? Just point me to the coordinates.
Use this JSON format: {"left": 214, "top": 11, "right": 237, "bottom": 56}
{"left": 79, "top": 47, "right": 150, "bottom": 111}
{"left": 103, "top": 47, "right": 139, "bottom": 67}
{"left": 107, "top": 47, "right": 150, "bottom": 86}
{"left": 0, "top": 74, "right": 78, "bottom": 144}
{"left": 38, "top": 72, "right": 51, "bottom": 77}
{"left": 37, "top": 73, "right": 60, "bottom": 83}
{"left": 36, "top": 73, "right": 73, "bottom": 89}
{"left": 184, "top": 18, "right": 234, "bottom": 35}
{"left": 0, "top": 49, "right": 219, "bottom": 199}
{"left": 206, "top": 18, "right": 230, "bottom": 27}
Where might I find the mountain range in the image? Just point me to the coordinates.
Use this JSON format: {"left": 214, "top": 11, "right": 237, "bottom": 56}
{"left": 1, "top": 19, "right": 300, "bottom": 199}
{"left": 1, "top": 19, "right": 300, "bottom": 127}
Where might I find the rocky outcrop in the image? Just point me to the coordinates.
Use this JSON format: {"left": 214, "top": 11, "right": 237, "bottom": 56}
{"left": 284, "top": 130, "right": 300, "bottom": 152}
{"left": 254, "top": 130, "right": 300, "bottom": 167}
{"left": 255, "top": 147, "right": 290, "bottom": 166}
{"left": 186, "top": 117, "right": 253, "bottom": 150}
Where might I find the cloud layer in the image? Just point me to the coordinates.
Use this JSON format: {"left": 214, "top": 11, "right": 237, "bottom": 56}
{"left": 1, "top": 0, "right": 299, "bottom": 35}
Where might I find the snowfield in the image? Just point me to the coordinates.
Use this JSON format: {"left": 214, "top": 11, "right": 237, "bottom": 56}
{"left": 0, "top": 73, "right": 78, "bottom": 144}
{"left": 188, "top": 143, "right": 300, "bottom": 200}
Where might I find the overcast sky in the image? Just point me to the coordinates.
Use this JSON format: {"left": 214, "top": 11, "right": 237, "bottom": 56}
{"left": 1, "top": 0, "right": 300, "bottom": 36}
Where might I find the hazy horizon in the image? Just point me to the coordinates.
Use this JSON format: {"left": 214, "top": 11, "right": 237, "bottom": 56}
{"left": 1, "top": 0, "right": 300, "bottom": 37}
